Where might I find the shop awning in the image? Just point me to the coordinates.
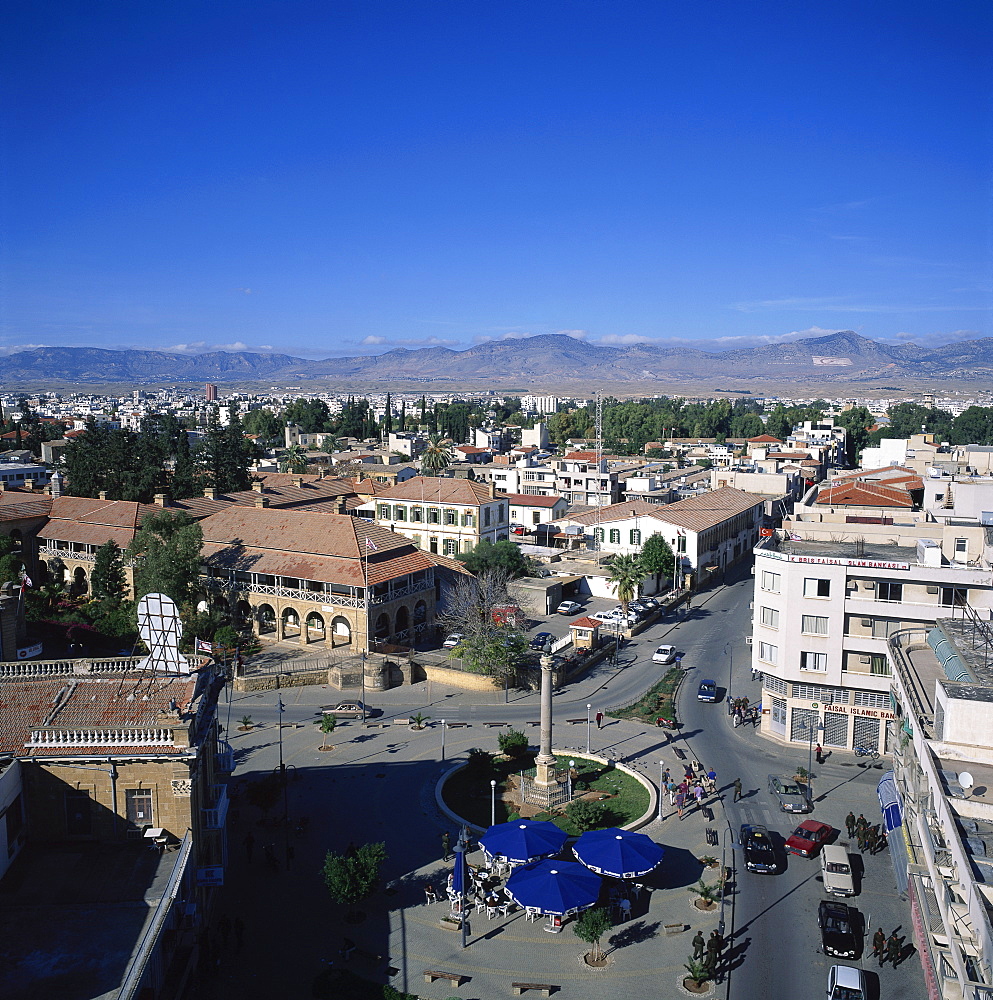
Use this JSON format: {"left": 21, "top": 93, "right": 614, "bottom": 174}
{"left": 877, "top": 771, "right": 908, "bottom": 895}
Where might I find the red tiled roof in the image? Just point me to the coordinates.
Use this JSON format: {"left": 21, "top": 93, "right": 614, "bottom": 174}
{"left": 504, "top": 494, "right": 566, "bottom": 508}
{"left": 748, "top": 434, "right": 783, "bottom": 443}
{"left": 38, "top": 498, "right": 165, "bottom": 546}
{"left": 570, "top": 616, "right": 601, "bottom": 628}
{"left": 816, "top": 482, "right": 914, "bottom": 508}
{"left": 372, "top": 476, "right": 495, "bottom": 505}
{"left": 645, "top": 487, "right": 766, "bottom": 532}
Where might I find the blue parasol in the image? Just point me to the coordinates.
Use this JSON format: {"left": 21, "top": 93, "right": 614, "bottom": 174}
{"left": 479, "top": 820, "right": 568, "bottom": 864}
{"left": 573, "top": 827, "right": 664, "bottom": 879}
{"left": 506, "top": 859, "right": 603, "bottom": 916}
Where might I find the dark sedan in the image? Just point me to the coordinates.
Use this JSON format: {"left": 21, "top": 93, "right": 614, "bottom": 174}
{"left": 529, "top": 632, "right": 554, "bottom": 650}
{"left": 818, "top": 900, "right": 859, "bottom": 959}
{"left": 740, "top": 823, "right": 778, "bottom": 873}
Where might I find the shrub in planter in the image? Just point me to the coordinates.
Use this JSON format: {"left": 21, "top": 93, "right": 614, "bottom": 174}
{"left": 498, "top": 728, "right": 530, "bottom": 758}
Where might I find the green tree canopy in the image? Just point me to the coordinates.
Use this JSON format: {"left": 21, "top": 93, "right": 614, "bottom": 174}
{"left": 458, "top": 539, "right": 533, "bottom": 577}
{"left": 91, "top": 539, "right": 128, "bottom": 603}
{"left": 322, "top": 841, "right": 388, "bottom": 906}
{"left": 573, "top": 907, "right": 612, "bottom": 962}
{"left": 0, "top": 535, "right": 23, "bottom": 586}
{"left": 127, "top": 509, "right": 203, "bottom": 606}
{"left": 606, "top": 553, "right": 644, "bottom": 613}
{"left": 420, "top": 434, "right": 452, "bottom": 476}
{"left": 639, "top": 533, "right": 675, "bottom": 591}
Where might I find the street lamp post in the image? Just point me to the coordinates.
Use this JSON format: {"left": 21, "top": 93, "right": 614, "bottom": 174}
{"left": 659, "top": 760, "right": 665, "bottom": 822}
{"left": 455, "top": 826, "right": 469, "bottom": 949}
{"left": 724, "top": 641, "right": 733, "bottom": 702}
{"left": 490, "top": 779, "right": 497, "bottom": 827}
{"left": 568, "top": 760, "right": 575, "bottom": 802}
{"left": 441, "top": 719, "right": 446, "bottom": 762}
{"left": 586, "top": 703, "right": 592, "bottom": 754}
{"left": 807, "top": 718, "right": 824, "bottom": 804}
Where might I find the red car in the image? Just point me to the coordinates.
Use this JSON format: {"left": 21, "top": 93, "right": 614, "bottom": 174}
{"left": 785, "top": 820, "right": 833, "bottom": 858}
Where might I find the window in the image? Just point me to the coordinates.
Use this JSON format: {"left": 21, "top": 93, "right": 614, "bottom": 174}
{"left": 609, "top": 529, "right": 621, "bottom": 544}
{"left": 869, "top": 655, "right": 890, "bottom": 676}
{"left": 427, "top": 508, "right": 440, "bottom": 524}
{"left": 803, "top": 578, "right": 830, "bottom": 598}
{"left": 758, "top": 641, "right": 778, "bottom": 664}
{"left": 877, "top": 582, "right": 902, "bottom": 602}
{"left": 800, "top": 650, "right": 828, "bottom": 671}
{"left": 954, "top": 537, "right": 968, "bottom": 556}
{"left": 377, "top": 504, "right": 391, "bottom": 519}
{"left": 760, "top": 570, "right": 781, "bottom": 593}
{"left": 483, "top": 507, "right": 491, "bottom": 526}
{"left": 941, "top": 586, "right": 967, "bottom": 607}
{"left": 760, "top": 606, "right": 780, "bottom": 629}
{"left": 801, "top": 615, "right": 829, "bottom": 636}
{"left": 677, "top": 534, "right": 687, "bottom": 553}
{"left": 444, "top": 509, "right": 457, "bottom": 526}
{"left": 871, "top": 619, "right": 899, "bottom": 639}
{"left": 765, "top": 674, "right": 787, "bottom": 696}
{"left": 630, "top": 529, "right": 641, "bottom": 545}
{"left": 443, "top": 539, "right": 458, "bottom": 556}
{"left": 412, "top": 534, "right": 422, "bottom": 548}
{"left": 793, "top": 682, "right": 847, "bottom": 703}
{"left": 125, "top": 788, "right": 153, "bottom": 829}
{"left": 462, "top": 512, "right": 475, "bottom": 527}
{"left": 594, "top": 528, "right": 605, "bottom": 543}
{"left": 532, "top": 512, "right": 541, "bottom": 525}
{"left": 393, "top": 505, "right": 407, "bottom": 521}
{"left": 854, "top": 690, "right": 890, "bottom": 708}
{"left": 65, "top": 790, "right": 92, "bottom": 836}
{"left": 411, "top": 506, "right": 423, "bottom": 522}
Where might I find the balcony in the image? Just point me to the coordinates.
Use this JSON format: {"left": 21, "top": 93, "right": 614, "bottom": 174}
{"left": 217, "top": 739, "right": 234, "bottom": 774}
{"left": 203, "top": 783, "right": 229, "bottom": 830}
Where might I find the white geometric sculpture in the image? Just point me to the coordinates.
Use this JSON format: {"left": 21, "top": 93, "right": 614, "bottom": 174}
{"left": 136, "top": 593, "right": 191, "bottom": 674}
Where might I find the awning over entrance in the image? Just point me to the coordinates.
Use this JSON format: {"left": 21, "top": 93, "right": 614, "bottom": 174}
{"left": 877, "top": 771, "right": 908, "bottom": 895}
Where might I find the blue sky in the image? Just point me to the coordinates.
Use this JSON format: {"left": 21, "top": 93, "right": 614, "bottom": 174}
{"left": 2, "top": 1, "right": 991, "bottom": 360}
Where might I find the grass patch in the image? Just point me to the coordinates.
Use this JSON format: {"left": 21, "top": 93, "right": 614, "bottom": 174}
{"left": 441, "top": 753, "right": 650, "bottom": 835}
{"left": 611, "top": 666, "right": 682, "bottom": 724}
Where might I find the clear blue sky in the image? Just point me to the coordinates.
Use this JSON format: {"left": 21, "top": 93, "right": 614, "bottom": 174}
{"left": 2, "top": 1, "right": 991, "bottom": 359}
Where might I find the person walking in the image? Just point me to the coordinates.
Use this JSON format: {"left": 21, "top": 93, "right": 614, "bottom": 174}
{"left": 733, "top": 777, "right": 743, "bottom": 802}
{"left": 706, "top": 768, "right": 717, "bottom": 794}
{"left": 694, "top": 783, "right": 705, "bottom": 809}
{"left": 692, "top": 930, "right": 706, "bottom": 961}
{"left": 856, "top": 827, "right": 866, "bottom": 853}
{"left": 675, "top": 788, "right": 686, "bottom": 820}
{"left": 867, "top": 826, "right": 879, "bottom": 855}
{"left": 886, "top": 932, "right": 902, "bottom": 967}
{"left": 706, "top": 929, "right": 723, "bottom": 976}
{"left": 855, "top": 814, "right": 868, "bottom": 837}
{"left": 845, "top": 812, "right": 857, "bottom": 839}
{"left": 814, "top": 743, "right": 823, "bottom": 765}
{"left": 872, "top": 928, "right": 885, "bottom": 962}
{"left": 595, "top": 711, "right": 603, "bottom": 730}
{"left": 726, "top": 694, "right": 733, "bottom": 715}
{"left": 441, "top": 831, "right": 451, "bottom": 862}
{"left": 667, "top": 779, "right": 677, "bottom": 805}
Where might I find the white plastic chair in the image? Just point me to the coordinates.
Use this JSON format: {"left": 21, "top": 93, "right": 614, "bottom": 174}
{"left": 525, "top": 907, "right": 540, "bottom": 923}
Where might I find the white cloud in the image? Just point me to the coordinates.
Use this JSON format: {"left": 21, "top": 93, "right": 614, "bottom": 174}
{"left": 556, "top": 329, "right": 589, "bottom": 340}
{"left": 362, "top": 335, "right": 459, "bottom": 349}
{"left": 165, "top": 341, "right": 260, "bottom": 354}
{"left": 595, "top": 333, "right": 650, "bottom": 346}
{"left": 0, "top": 343, "right": 48, "bottom": 355}
{"left": 362, "top": 336, "right": 387, "bottom": 346}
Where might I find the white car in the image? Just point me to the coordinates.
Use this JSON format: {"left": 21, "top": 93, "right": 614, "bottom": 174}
{"left": 826, "top": 965, "right": 865, "bottom": 1000}
{"left": 442, "top": 633, "right": 464, "bottom": 649}
{"left": 557, "top": 600, "right": 582, "bottom": 615}
{"left": 652, "top": 645, "right": 677, "bottom": 664}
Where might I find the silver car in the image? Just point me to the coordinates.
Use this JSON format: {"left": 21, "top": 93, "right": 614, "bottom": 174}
{"left": 768, "top": 774, "right": 812, "bottom": 813}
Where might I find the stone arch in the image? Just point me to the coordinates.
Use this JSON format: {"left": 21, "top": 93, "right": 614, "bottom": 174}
{"left": 281, "top": 606, "right": 301, "bottom": 638}
{"left": 36, "top": 560, "right": 49, "bottom": 585}
{"left": 71, "top": 565, "right": 88, "bottom": 596}
{"left": 395, "top": 605, "right": 410, "bottom": 633}
{"left": 8, "top": 528, "right": 22, "bottom": 550}
{"left": 331, "top": 616, "right": 351, "bottom": 646}
{"left": 306, "top": 612, "right": 326, "bottom": 641}
{"left": 374, "top": 612, "right": 390, "bottom": 641}
{"left": 235, "top": 600, "right": 252, "bottom": 627}
{"left": 257, "top": 603, "right": 276, "bottom": 634}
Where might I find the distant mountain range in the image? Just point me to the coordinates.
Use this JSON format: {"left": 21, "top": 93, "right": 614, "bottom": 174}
{"left": 3, "top": 332, "right": 993, "bottom": 392}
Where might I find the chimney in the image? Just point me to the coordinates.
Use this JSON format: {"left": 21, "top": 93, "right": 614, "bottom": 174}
{"left": 48, "top": 471, "right": 63, "bottom": 498}
{"left": 204, "top": 487, "right": 218, "bottom": 499}
{"left": 153, "top": 493, "right": 168, "bottom": 507}
{"left": 254, "top": 496, "right": 269, "bottom": 508}
{"left": 24, "top": 479, "right": 34, "bottom": 491}
{"left": 489, "top": 482, "right": 496, "bottom": 498}
{"left": 252, "top": 481, "right": 264, "bottom": 493}
{"left": 99, "top": 490, "right": 108, "bottom": 500}
{"left": 293, "top": 475, "right": 304, "bottom": 489}
{"left": 337, "top": 497, "right": 348, "bottom": 514}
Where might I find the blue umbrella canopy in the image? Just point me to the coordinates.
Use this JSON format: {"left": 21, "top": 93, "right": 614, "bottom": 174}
{"left": 573, "top": 828, "right": 664, "bottom": 879}
{"left": 479, "top": 820, "right": 569, "bottom": 864}
{"left": 506, "top": 859, "right": 603, "bottom": 916}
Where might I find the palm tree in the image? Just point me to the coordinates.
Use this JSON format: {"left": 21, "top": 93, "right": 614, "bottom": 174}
{"left": 420, "top": 434, "right": 452, "bottom": 477}
{"left": 279, "top": 444, "right": 309, "bottom": 474}
{"left": 607, "top": 552, "right": 643, "bottom": 616}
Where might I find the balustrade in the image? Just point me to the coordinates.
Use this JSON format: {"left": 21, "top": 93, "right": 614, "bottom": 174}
{"left": 27, "top": 727, "right": 174, "bottom": 747}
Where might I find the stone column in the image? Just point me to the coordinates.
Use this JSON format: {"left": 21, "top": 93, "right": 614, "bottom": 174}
{"left": 533, "top": 647, "right": 557, "bottom": 790}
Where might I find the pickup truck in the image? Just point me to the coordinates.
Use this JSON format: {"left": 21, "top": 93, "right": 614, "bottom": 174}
{"left": 321, "top": 701, "right": 377, "bottom": 719}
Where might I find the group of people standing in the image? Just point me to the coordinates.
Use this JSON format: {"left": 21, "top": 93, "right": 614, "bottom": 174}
{"left": 692, "top": 928, "right": 726, "bottom": 979}
{"left": 845, "top": 811, "right": 887, "bottom": 855}
{"left": 871, "top": 927, "right": 905, "bottom": 967}
{"left": 726, "top": 695, "right": 757, "bottom": 726}
{"left": 663, "top": 764, "right": 718, "bottom": 820}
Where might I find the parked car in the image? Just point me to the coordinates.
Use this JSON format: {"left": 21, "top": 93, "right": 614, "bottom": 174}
{"left": 641, "top": 597, "right": 660, "bottom": 608}
{"left": 821, "top": 845, "right": 856, "bottom": 896}
{"left": 826, "top": 965, "right": 866, "bottom": 1000}
{"left": 785, "top": 819, "right": 833, "bottom": 858}
{"left": 653, "top": 644, "right": 677, "bottom": 664}
{"left": 529, "top": 632, "right": 554, "bottom": 650}
{"left": 321, "top": 701, "right": 377, "bottom": 719}
{"left": 768, "top": 774, "right": 812, "bottom": 813}
{"left": 740, "top": 823, "right": 778, "bottom": 873}
{"left": 697, "top": 679, "right": 718, "bottom": 702}
{"left": 556, "top": 600, "right": 582, "bottom": 615}
{"left": 442, "top": 633, "right": 464, "bottom": 649}
{"left": 818, "top": 900, "right": 859, "bottom": 959}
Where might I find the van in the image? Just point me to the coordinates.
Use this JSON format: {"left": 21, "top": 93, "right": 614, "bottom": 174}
{"left": 820, "top": 844, "right": 855, "bottom": 896}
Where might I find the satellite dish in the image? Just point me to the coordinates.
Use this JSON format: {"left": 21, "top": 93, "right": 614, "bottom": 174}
{"left": 959, "top": 771, "right": 974, "bottom": 794}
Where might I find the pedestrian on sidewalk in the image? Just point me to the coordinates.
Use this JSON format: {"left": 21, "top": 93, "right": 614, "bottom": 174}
{"left": 726, "top": 694, "right": 733, "bottom": 716}
{"left": 694, "top": 783, "right": 705, "bottom": 809}
{"left": 595, "top": 711, "right": 603, "bottom": 730}
{"left": 441, "top": 831, "right": 451, "bottom": 862}
{"left": 424, "top": 883, "right": 437, "bottom": 904}
{"left": 867, "top": 826, "right": 879, "bottom": 854}
{"left": 692, "top": 930, "right": 706, "bottom": 961}
{"left": 706, "top": 768, "right": 717, "bottom": 793}
{"left": 675, "top": 789, "right": 686, "bottom": 819}
{"left": 855, "top": 814, "right": 868, "bottom": 841}
{"left": 733, "top": 777, "right": 743, "bottom": 802}
{"left": 667, "top": 780, "right": 677, "bottom": 805}
{"left": 872, "top": 928, "right": 885, "bottom": 962}
{"left": 706, "top": 930, "right": 723, "bottom": 977}
{"left": 845, "top": 812, "right": 856, "bottom": 839}
{"left": 886, "top": 932, "right": 902, "bottom": 967}
{"left": 814, "top": 743, "right": 823, "bottom": 765}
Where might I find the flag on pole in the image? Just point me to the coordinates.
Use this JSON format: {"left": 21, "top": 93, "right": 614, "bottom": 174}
{"left": 277, "top": 696, "right": 285, "bottom": 714}
{"left": 196, "top": 639, "right": 213, "bottom": 654}
{"left": 20, "top": 573, "right": 32, "bottom": 592}
{"left": 365, "top": 538, "right": 377, "bottom": 550}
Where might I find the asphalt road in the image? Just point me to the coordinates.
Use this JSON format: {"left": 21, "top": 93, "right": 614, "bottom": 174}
{"left": 224, "top": 563, "right": 925, "bottom": 1000}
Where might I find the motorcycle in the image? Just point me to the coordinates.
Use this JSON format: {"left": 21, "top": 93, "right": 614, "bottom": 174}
{"left": 655, "top": 716, "right": 677, "bottom": 730}
{"left": 854, "top": 745, "right": 880, "bottom": 759}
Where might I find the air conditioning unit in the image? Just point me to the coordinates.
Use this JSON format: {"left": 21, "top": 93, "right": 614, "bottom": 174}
{"left": 861, "top": 619, "right": 872, "bottom": 627}
{"left": 864, "top": 581, "right": 876, "bottom": 589}
{"left": 927, "top": 586, "right": 939, "bottom": 594}
{"left": 745, "top": 637, "right": 753, "bottom": 645}
{"left": 859, "top": 655, "right": 871, "bottom": 664}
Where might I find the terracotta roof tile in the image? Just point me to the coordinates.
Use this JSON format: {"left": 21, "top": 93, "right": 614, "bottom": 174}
{"left": 643, "top": 486, "right": 765, "bottom": 532}
{"left": 815, "top": 482, "right": 914, "bottom": 508}
{"left": 372, "top": 476, "right": 494, "bottom": 505}
{"left": 503, "top": 494, "right": 566, "bottom": 507}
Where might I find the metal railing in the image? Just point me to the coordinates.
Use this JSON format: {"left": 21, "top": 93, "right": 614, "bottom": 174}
{"left": 203, "top": 784, "right": 229, "bottom": 829}
{"left": 27, "top": 726, "right": 175, "bottom": 747}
